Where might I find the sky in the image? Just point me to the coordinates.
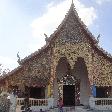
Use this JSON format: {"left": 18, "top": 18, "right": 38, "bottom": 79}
{"left": 0, "top": 0, "right": 112, "bottom": 70}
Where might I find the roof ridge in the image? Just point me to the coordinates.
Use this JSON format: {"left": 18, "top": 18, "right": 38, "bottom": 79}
{"left": 95, "top": 44, "right": 112, "bottom": 58}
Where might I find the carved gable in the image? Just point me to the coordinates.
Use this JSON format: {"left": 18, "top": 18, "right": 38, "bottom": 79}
{"left": 50, "top": 4, "right": 95, "bottom": 47}
{"left": 55, "top": 11, "right": 88, "bottom": 45}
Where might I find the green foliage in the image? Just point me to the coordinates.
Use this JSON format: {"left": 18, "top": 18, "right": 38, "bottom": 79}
{"left": 0, "top": 94, "right": 10, "bottom": 112}
{"left": 0, "top": 64, "right": 10, "bottom": 77}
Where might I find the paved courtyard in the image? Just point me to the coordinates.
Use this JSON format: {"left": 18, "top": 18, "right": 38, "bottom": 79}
{"left": 47, "top": 106, "right": 112, "bottom": 112}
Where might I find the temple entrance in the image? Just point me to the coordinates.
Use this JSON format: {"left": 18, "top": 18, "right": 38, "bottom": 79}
{"left": 55, "top": 57, "right": 90, "bottom": 106}
{"left": 63, "top": 85, "right": 75, "bottom": 106}
{"left": 55, "top": 57, "right": 81, "bottom": 107}
{"left": 29, "top": 87, "right": 45, "bottom": 99}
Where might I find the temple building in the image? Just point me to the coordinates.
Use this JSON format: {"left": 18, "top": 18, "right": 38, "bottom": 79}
{"left": 0, "top": 2, "right": 112, "bottom": 111}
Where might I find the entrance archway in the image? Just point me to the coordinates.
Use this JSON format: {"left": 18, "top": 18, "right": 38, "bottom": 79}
{"left": 72, "top": 57, "right": 91, "bottom": 105}
{"left": 55, "top": 57, "right": 79, "bottom": 106}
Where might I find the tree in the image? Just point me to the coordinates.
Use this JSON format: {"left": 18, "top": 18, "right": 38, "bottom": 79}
{"left": 0, "top": 64, "right": 10, "bottom": 112}
{"left": 0, "top": 94, "right": 11, "bottom": 112}
{"left": 0, "top": 64, "right": 10, "bottom": 77}
{"left": 0, "top": 64, "right": 10, "bottom": 94}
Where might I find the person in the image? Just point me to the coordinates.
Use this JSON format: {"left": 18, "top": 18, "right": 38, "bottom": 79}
{"left": 40, "top": 109, "right": 43, "bottom": 112}
{"left": 57, "top": 98, "right": 63, "bottom": 112}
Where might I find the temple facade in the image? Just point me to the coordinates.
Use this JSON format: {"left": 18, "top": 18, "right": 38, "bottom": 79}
{"left": 0, "top": 2, "right": 112, "bottom": 111}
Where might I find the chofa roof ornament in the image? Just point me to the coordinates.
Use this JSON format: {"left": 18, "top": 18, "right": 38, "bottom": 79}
{"left": 17, "top": 52, "right": 21, "bottom": 65}
{"left": 96, "top": 34, "right": 101, "bottom": 44}
{"left": 44, "top": 33, "right": 49, "bottom": 44}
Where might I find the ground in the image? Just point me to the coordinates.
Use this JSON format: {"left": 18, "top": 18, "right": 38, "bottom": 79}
{"left": 48, "top": 106, "right": 112, "bottom": 112}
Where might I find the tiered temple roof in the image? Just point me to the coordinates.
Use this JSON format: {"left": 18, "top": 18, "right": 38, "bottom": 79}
{"left": 0, "top": 2, "right": 112, "bottom": 81}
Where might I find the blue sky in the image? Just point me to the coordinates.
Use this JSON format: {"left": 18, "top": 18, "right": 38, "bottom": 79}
{"left": 0, "top": 0, "right": 112, "bottom": 70}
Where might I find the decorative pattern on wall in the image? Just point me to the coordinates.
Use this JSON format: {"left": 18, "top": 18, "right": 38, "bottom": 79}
{"left": 7, "top": 49, "right": 51, "bottom": 90}
{"left": 57, "top": 74, "right": 80, "bottom": 100}
{"left": 92, "top": 51, "right": 112, "bottom": 86}
{"left": 52, "top": 40, "right": 112, "bottom": 86}
{"left": 52, "top": 42, "right": 93, "bottom": 84}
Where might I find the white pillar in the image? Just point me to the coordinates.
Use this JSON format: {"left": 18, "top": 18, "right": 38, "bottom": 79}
{"left": 80, "top": 72, "right": 90, "bottom": 105}
{"left": 48, "top": 98, "right": 54, "bottom": 109}
{"left": 9, "top": 93, "right": 17, "bottom": 112}
{"left": 89, "top": 96, "right": 95, "bottom": 109}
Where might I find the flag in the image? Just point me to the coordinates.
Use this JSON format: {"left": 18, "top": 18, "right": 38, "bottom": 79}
{"left": 92, "top": 84, "right": 96, "bottom": 97}
{"left": 47, "top": 84, "right": 51, "bottom": 97}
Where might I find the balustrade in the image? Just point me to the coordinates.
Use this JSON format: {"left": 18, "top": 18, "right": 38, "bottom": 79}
{"left": 95, "top": 98, "right": 112, "bottom": 106}
{"left": 17, "top": 98, "right": 48, "bottom": 106}
{"left": 89, "top": 97, "right": 112, "bottom": 110}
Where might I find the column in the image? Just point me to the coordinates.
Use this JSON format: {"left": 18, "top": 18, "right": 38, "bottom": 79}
{"left": 53, "top": 78, "right": 59, "bottom": 107}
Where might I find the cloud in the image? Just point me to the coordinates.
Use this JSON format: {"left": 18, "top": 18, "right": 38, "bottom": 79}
{"left": 96, "top": 0, "right": 112, "bottom": 5}
{"left": 0, "top": 56, "right": 18, "bottom": 70}
{"left": 30, "top": 0, "right": 97, "bottom": 52}
{"left": 0, "top": 0, "right": 8, "bottom": 16}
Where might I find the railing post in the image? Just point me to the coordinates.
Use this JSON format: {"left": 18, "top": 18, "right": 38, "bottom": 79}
{"left": 89, "top": 96, "right": 95, "bottom": 109}
{"left": 9, "top": 94, "right": 17, "bottom": 112}
{"left": 48, "top": 98, "right": 54, "bottom": 109}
